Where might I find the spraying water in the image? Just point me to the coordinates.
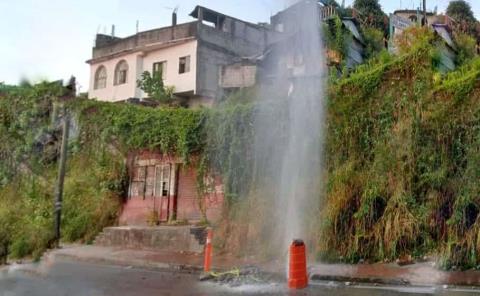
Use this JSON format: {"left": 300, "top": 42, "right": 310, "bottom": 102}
{"left": 254, "top": 0, "right": 326, "bottom": 256}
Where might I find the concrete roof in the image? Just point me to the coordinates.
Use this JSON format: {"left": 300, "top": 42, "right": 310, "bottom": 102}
{"left": 189, "top": 5, "right": 265, "bottom": 29}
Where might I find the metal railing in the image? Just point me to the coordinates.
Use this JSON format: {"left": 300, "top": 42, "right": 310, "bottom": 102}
{"left": 320, "top": 5, "right": 337, "bottom": 21}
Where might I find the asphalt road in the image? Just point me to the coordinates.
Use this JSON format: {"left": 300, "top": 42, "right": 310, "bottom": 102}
{"left": 1, "top": 259, "right": 480, "bottom": 296}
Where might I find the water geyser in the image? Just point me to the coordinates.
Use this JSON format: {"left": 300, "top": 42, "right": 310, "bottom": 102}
{"left": 257, "top": 0, "right": 326, "bottom": 256}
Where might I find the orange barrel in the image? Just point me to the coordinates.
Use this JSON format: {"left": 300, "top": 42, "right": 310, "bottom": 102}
{"left": 204, "top": 228, "right": 213, "bottom": 272}
{"left": 288, "top": 239, "right": 308, "bottom": 289}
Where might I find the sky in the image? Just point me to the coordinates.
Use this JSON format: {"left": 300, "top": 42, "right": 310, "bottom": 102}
{"left": 0, "top": 0, "right": 479, "bottom": 92}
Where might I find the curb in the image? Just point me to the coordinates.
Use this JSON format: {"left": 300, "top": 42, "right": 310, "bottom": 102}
{"left": 47, "top": 251, "right": 203, "bottom": 274}
{"left": 49, "top": 251, "right": 410, "bottom": 287}
{"left": 310, "top": 274, "right": 410, "bottom": 286}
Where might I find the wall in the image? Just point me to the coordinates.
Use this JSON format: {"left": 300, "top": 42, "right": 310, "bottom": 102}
{"left": 88, "top": 52, "right": 140, "bottom": 102}
{"left": 394, "top": 11, "right": 441, "bottom": 28}
{"left": 220, "top": 63, "right": 257, "bottom": 88}
{"left": 142, "top": 40, "right": 197, "bottom": 96}
{"left": 92, "top": 22, "right": 197, "bottom": 60}
{"left": 176, "top": 165, "right": 224, "bottom": 223}
{"left": 196, "top": 22, "right": 273, "bottom": 99}
{"left": 119, "top": 151, "right": 224, "bottom": 226}
{"left": 196, "top": 42, "right": 234, "bottom": 99}
{"left": 89, "top": 41, "right": 198, "bottom": 102}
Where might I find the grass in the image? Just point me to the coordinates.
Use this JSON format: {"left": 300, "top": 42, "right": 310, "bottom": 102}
{"left": 318, "top": 29, "right": 480, "bottom": 267}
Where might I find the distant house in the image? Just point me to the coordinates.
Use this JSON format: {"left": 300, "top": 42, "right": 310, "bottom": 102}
{"left": 392, "top": 9, "right": 442, "bottom": 29}
{"left": 389, "top": 10, "right": 457, "bottom": 71}
{"left": 87, "top": 6, "right": 275, "bottom": 107}
{"left": 218, "top": 0, "right": 366, "bottom": 86}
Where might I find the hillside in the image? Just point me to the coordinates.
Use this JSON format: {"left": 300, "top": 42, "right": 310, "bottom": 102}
{"left": 2, "top": 29, "right": 480, "bottom": 268}
{"left": 321, "top": 31, "right": 480, "bottom": 268}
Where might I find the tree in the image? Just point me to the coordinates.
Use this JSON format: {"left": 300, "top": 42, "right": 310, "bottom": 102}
{"left": 447, "top": 0, "right": 477, "bottom": 35}
{"left": 136, "top": 71, "right": 174, "bottom": 103}
{"left": 447, "top": 0, "right": 476, "bottom": 23}
{"left": 353, "top": 0, "right": 387, "bottom": 32}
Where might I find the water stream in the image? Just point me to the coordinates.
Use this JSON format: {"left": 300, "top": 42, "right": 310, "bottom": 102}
{"left": 256, "top": 0, "right": 327, "bottom": 254}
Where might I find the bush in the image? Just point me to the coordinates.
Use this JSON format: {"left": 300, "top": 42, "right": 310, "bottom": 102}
{"left": 455, "top": 33, "right": 477, "bottom": 65}
{"left": 363, "top": 27, "right": 385, "bottom": 59}
{"left": 319, "top": 32, "right": 480, "bottom": 267}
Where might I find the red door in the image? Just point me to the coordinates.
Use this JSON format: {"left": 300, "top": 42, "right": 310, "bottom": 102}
{"left": 154, "top": 164, "right": 172, "bottom": 222}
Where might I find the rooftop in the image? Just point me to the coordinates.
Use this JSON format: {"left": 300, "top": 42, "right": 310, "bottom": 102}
{"left": 393, "top": 9, "right": 437, "bottom": 16}
{"left": 87, "top": 22, "right": 198, "bottom": 64}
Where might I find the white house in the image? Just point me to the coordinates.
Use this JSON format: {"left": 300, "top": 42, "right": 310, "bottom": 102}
{"left": 87, "top": 6, "right": 275, "bottom": 107}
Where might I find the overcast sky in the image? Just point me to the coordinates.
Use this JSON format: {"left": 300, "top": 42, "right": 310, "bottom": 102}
{"left": 0, "top": 0, "right": 478, "bottom": 92}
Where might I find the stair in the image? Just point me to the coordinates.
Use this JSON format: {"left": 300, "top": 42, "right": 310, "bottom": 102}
{"left": 93, "top": 226, "right": 207, "bottom": 253}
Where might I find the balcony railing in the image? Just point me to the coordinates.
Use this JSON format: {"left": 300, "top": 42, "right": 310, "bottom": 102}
{"left": 320, "top": 5, "right": 337, "bottom": 21}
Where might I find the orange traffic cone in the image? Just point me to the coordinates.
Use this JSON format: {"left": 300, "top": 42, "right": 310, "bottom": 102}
{"left": 288, "top": 239, "right": 308, "bottom": 289}
{"left": 204, "top": 228, "right": 213, "bottom": 272}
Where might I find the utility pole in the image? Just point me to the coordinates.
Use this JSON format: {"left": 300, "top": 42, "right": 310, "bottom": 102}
{"left": 423, "top": 0, "right": 427, "bottom": 27}
{"left": 54, "top": 107, "right": 70, "bottom": 247}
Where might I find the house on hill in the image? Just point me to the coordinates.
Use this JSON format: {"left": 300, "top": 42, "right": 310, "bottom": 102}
{"left": 389, "top": 10, "right": 458, "bottom": 72}
{"left": 270, "top": 0, "right": 365, "bottom": 70}
{"left": 219, "top": 0, "right": 366, "bottom": 87}
{"left": 87, "top": 6, "right": 275, "bottom": 107}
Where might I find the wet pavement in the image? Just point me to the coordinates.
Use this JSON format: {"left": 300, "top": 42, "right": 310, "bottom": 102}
{"left": 49, "top": 245, "right": 480, "bottom": 288}
{"left": 1, "top": 259, "right": 480, "bottom": 296}
{"left": 311, "top": 263, "right": 480, "bottom": 286}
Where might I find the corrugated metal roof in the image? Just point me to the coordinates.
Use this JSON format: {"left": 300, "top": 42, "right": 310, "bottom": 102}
{"left": 342, "top": 19, "right": 364, "bottom": 43}
{"left": 432, "top": 24, "right": 456, "bottom": 50}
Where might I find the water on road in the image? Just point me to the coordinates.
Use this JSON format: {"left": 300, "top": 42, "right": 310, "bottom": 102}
{"left": 1, "top": 259, "right": 480, "bottom": 296}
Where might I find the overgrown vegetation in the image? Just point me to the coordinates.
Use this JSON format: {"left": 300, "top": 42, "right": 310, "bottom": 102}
{"left": 2, "top": 25, "right": 480, "bottom": 269}
{"left": 0, "top": 81, "right": 254, "bottom": 260}
{"left": 0, "top": 84, "right": 126, "bottom": 260}
{"left": 352, "top": 0, "right": 387, "bottom": 33}
{"left": 319, "top": 28, "right": 480, "bottom": 269}
{"left": 446, "top": 0, "right": 478, "bottom": 37}
{"left": 324, "top": 16, "right": 349, "bottom": 61}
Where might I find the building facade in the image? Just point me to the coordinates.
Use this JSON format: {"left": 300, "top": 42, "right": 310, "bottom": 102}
{"left": 87, "top": 6, "right": 275, "bottom": 107}
{"left": 120, "top": 151, "right": 224, "bottom": 225}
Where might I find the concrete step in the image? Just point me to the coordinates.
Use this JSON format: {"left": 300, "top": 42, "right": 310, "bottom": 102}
{"left": 92, "top": 232, "right": 106, "bottom": 246}
{"left": 93, "top": 226, "right": 207, "bottom": 253}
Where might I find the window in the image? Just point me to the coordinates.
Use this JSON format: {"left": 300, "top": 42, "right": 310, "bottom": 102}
{"left": 129, "top": 166, "right": 146, "bottom": 199}
{"left": 161, "top": 165, "right": 170, "bottom": 196}
{"left": 145, "top": 166, "right": 156, "bottom": 197}
{"left": 153, "top": 61, "right": 167, "bottom": 80}
{"left": 155, "top": 164, "right": 171, "bottom": 197}
{"left": 114, "top": 60, "right": 129, "bottom": 85}
{"left": 94, "top": 66, "right": 107, "bottom": 90}
{"left": 179, "top": 56, "right": 191, "bottom": 74}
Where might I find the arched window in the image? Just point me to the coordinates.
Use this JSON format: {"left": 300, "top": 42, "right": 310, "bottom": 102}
{"left": 114, "top": 60, "right": 129, "bottom": 85}
{"left": 409, "top": 15, "right": 418, "bottom": 22}
{"left": 94, "top": 65, "right": 107, "bottom": 90}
